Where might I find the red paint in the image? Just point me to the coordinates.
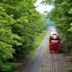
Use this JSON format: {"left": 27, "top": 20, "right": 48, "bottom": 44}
{"left": 49, "top": 34, "right": 61, "bottom": 53}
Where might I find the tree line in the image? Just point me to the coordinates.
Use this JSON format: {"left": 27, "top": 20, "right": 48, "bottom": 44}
{"left": 43, "top": 0, "right": 72, "bottom": 53}
{"left": 0, "top": 0, "right": 46, "bottom": 71}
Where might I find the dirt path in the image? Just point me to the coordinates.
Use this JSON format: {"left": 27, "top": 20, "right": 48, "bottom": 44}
{"left": 16, "top": 27, "right": 67, "bottom": 72}
{"left": 19, "top": 30, "right": 49, "bottom": 72}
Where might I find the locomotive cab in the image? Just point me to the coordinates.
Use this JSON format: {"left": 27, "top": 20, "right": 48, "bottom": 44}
{"left": 49, "top": 33, "right": 61, "bottom": 53}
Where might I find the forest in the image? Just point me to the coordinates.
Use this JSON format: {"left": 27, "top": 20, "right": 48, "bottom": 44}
{"left": 0, "top": 0, "right": 72, "bottom": 72}
{"left": 43, "top": 0, "right": 72, "bottom": 52}
{"left": 43, "top": 0, "right": 72, "bottom": 71}
{"left": 0, "top": 0, "right": 46, "bottom": 71}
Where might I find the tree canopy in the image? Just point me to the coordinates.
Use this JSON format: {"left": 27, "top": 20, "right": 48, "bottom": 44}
{"left": 0, "top": 0, "right": 46, "bottom": 71}
{"left": 43, "top": 0, "right": 72, "bottom": 52}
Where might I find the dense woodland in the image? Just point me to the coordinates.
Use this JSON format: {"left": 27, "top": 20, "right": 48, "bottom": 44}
{"left": 0, "top": 0, "right": 46, "bottom": 71}
{"left": 0, "top": 0, "right": 72, "bottom": 71}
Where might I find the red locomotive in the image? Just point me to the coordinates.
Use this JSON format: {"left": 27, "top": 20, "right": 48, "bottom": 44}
{"left": 49, "top": 33, "right": 61, "bottom": 53}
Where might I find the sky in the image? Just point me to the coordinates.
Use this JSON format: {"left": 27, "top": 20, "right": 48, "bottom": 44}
{"left": 34, "top": 0, "right": 54, "bottom": 14}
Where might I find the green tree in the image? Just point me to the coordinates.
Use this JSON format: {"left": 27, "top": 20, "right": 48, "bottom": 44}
{"left": 43, "top": 0, "right": 72, "bottom": 52}
{"left": 0, "top": 0, "right": 46, "bottom": 71}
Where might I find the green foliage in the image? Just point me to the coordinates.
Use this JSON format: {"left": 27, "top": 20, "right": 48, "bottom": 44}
{"left": 44, "top": 0, "right": 72, "bottom": 52}
{"left": 0, "top": 0, "right": 46, "bottom": 71}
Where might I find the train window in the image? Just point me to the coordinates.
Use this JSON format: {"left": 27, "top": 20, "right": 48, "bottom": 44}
{"left": 51, "top": 40, "right": 59, "bottom": 43}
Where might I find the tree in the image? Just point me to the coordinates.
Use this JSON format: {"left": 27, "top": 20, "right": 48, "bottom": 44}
{"left": 0, "top": 0, "right": 46, "bottom": 71}
{"left": 43, "top": 0, "right": 72, "bottom": 52}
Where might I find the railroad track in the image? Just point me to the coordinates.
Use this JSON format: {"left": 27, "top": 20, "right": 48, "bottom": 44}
{"left": 39, "top": 53, "right": 67, "bottom": 72}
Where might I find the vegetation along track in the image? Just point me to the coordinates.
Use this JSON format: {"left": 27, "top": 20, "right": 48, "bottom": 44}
{"left": 15, "top": 29, "right": 67, "bottom": 72}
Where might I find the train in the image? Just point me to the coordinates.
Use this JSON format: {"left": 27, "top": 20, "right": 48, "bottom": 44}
{"left": 49, "top": 31, "right": 61, "bottom": 53}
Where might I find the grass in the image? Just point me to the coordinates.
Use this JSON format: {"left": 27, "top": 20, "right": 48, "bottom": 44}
{"left": 34, "top": 30, "right": 47, "bottom": 48}
{"left": 14, "top": 30, "right": 48, "bottom": 71}
{"left": 28, "top": 30, "right": 47, "bottom": 59}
